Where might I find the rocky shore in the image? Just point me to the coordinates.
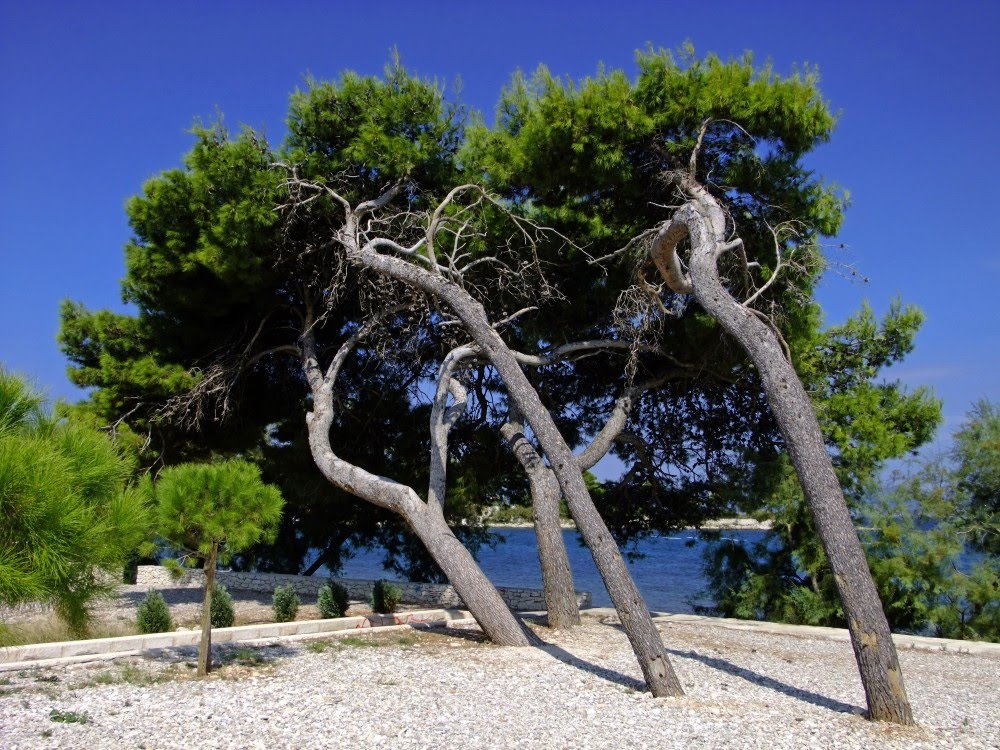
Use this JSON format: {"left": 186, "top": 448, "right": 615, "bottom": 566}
{"left": 487, "top": 517, "right": 772, "bottom": 531}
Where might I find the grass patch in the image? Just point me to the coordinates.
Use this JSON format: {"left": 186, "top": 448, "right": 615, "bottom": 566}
{"left": 337, "top": 632, "right": 421, "bottom": 649}
{"left": 66, "top": 662, "right": 169, "bottom": 690}
{"left": 119, "top": 663, "right": 167, "bottom": 686}
{"left": 337, "top": 636, "right": 384, "bottom": 648}
{"left": 93, "top": 671, "right": 120, "bottom": 685}
{"left": 49, "top": 709, "right": 89, "bottom": 724}
{"left": 305, "top": 640, "right": 329, "bottom": 653}
{"left": 68, "top": 670, "right": 118, "bottom": 690}
{"left": 213, "top": 646, "right": 278, "bottom": 681}
{"left": 219, "top": 646, "right": 269, "bottom": 667}
{"left": 0, "top": 614, "right": 137, "bottom": 647}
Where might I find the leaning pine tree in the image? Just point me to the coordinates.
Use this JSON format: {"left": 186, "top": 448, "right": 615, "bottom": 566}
{"left": 278, "top": 178, "right": 686, "bottom": 697}
{"left": 470, "top": 50, "right": 922, "bottom": 724}
{"left": 647, "top": 127, "right": 914, "bottom": 724}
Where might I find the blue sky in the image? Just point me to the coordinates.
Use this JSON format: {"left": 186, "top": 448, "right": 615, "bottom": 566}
{"left": 1, "top": 0, "right": 998, "bottom": 446}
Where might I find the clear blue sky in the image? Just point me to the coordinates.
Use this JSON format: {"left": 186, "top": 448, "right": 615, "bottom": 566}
{"left": 2, "top": 0, "right": 998, "bottom": 444}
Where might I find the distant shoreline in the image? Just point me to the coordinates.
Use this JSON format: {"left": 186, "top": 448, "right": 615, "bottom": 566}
{"left": 487, "top": 517, "right": 772, "bottom": 532}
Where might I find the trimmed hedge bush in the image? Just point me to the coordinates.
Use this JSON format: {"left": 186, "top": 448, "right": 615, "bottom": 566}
{"left": 371, "top": 579, "right": 402, "bottom": 614}
{"left": 136, "top": 591, "right": 173, "bottom": 634}
{"left": 210, "top": 583, "right": 235, "bottom": 628}
{"left": 273, "top": 584, "right": 300, "bottom": 623}
{"left": 317, "top": 581, "right": 350, "bottom": 619}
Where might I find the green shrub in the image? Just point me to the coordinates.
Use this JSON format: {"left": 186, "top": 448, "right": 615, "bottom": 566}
{"left": 210, "top": 584, "right": 235, "bottom": 628}
{"left": 122, "top": 554, "right": 139, "bottom": 584}
{"left": 317, "top": 581, "right": 350, "bottom": 619}
{"left": 371, "top": 579, "right": 402, "bottom": 614}
{"left": 273, "top": 585, "right": 300, "bottom": 623}
{"left": 136, "top": 591, "right": 173, "bottom": 634}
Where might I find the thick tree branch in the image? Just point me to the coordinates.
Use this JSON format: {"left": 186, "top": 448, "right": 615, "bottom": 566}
{"left": 427, "top": 345, "right": 477, "bottom": 510}
{"left": 650, "top": 207, "right": 698, "bottom": 295}
{"left": 577, "top": 375, "right": 668, "bottom": 470}
{"left": 356, "top": 181, "right": 407, "bottom": 216}
{"left": 302, "top": 312, "right": 421, "bottom": 516}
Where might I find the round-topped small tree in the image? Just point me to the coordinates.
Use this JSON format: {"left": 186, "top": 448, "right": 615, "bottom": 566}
{"left": 147, "top": 459, "right": 283, "bottom": 675}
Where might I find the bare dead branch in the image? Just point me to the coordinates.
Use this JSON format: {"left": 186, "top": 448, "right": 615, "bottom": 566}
{"left": 356, "top": 181, "right": 407, "bottom": 216}
{"left": 689, "top": 117, "right": 713, "bottom": 179}
{"left": 492, "top": 306, "right": 538, "bottom": 329}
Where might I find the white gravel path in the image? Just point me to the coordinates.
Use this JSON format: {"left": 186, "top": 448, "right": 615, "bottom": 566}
{"left": 1, "top": 613, "right": 996, "bottom": 749}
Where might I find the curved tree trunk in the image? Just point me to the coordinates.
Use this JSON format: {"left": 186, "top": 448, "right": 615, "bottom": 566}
{"left": 502, "top": 416, "right": 581, "bottom": 629}
{"left": 653, "top": 180, "right": 913, "bottom": 724}
{"left": 355, "top": 245, "right": 684, "bottom": 698}
{"left": 197, "top": 544, "right": 218, "bottom": 676}
{"left": 302, "top": 331, "right": 535, "bottom": 648}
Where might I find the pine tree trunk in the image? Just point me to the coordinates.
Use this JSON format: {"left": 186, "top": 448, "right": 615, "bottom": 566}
{"left": 407, "top": 503, "right": 541, "bottom": 645}
{"left": 356, "top": 247, "right": 684, "bottom": 697}
{"left": 197, "top": 544, "right": 217, "bottom": 677}
{"left": 663, "top": 184, "right": 913, "bottom": 724}
{"left": 529, "top": 472, "right": 581, "bottom": 629}
{"left": 502, "top": 419, "right": 581, "bottom": 629}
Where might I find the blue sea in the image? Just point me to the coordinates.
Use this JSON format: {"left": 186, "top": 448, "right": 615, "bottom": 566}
{"left": 324, "top": 527, "right": 767, "bottom": 614}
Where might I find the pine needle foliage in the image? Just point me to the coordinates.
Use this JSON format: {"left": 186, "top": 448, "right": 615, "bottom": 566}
{"left": 146, "top": 458, "right": 283, "bottom": 673}
{"left": 136, "top": 591, "right": 173, "bottom": 634}
{"left": 272, "top": 584, "right": 299, "bottom": 623}
{"left": 149, "top": 460, "right": 284, "bottom": 567}
{"left": 0, "top": 368, "right": 149, "bottom": 635}
{"left": 317, "top": 581, "right": 349, "bottom": 619}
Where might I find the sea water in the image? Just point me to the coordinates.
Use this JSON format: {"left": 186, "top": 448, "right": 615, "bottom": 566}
{"left": 327, "top": 527, "right": 768, "bottom": 614}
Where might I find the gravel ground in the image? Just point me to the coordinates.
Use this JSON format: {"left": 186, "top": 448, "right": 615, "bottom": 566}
{"left": 1, "top": 612, "right": 996, "bottom": 749}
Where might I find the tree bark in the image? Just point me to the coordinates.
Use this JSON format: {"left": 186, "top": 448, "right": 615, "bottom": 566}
{"left": 500, "top": 377, "right": 668, "bottom": 630}
{"left": 406, "top": 501, "right": 540, "bottom": 646}
{"left": 197, "top": 543, "right": 218, "bottom": 677}
{"left": 353, "top": 244, "right": 684, "bottom": 697}
{"left": 653, "top": 179, "right": 913, "bottom": 724}
{"left": 501, "top": 414, "right": 581, "bottom": 629}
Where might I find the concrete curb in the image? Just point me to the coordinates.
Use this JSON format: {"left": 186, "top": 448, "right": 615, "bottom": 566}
{"left": 580, "top": 608, "right": 1000, "bottom": 657}
{"left": 0, "top": 608, "right": 473, "bottom": 672}
{"left": 6, "top": 606, "right": 996, "bottom": 672}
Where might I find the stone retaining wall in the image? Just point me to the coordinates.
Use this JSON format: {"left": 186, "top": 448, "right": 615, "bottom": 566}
{"left": 135, "top": 566, "right": 591, "bottom": 611}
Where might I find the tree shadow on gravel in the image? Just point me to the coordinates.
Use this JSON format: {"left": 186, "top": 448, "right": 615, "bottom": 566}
{"left": 668, "top": 648, "right": 863, "bottom": 715}
{"left": 536, "top": 643, "right": 647, "bottom": 692}
{"left": 146, "top": 640, "right": 299, "bottom": 667}
{"left": 423, "top": 619, "right": 647, "bottom": 693}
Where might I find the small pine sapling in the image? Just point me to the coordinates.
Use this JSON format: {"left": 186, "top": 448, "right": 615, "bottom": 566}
{"left": 371, "top": 579, "right": 402, "bottom": 614}
{"left": 210, "top": 584, "right": 235, "bottom": 628}
{"left": 273, "top": 585, "right": 300, "bottom": 623}
{"left": 136, "top": 591, "right": 173, "bottom": 634}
